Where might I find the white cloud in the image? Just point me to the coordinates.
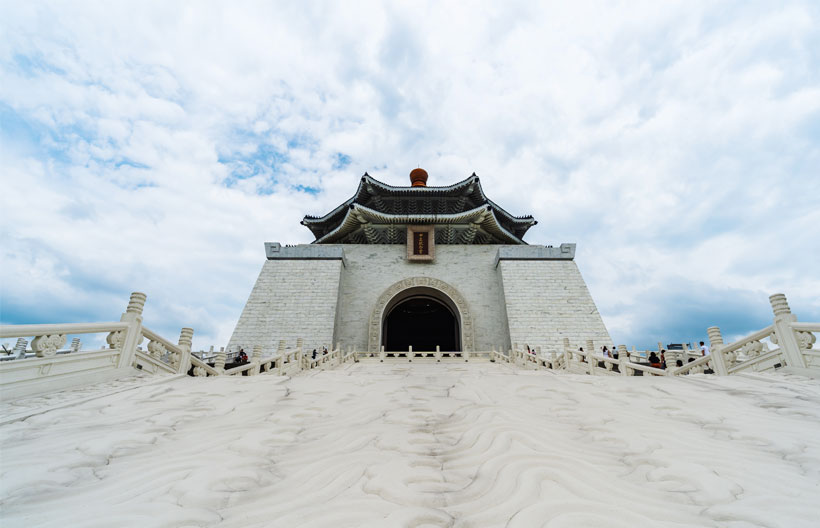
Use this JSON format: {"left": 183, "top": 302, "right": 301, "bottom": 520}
{"left": 1, "top": 1, "right": 818, "bottom": 350}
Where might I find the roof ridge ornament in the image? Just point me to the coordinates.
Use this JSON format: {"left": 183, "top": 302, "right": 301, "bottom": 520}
{"left": 410, "top": 167, "right": 428, "bottom": 187}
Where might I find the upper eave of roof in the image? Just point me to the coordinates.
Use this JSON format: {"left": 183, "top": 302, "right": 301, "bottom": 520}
{"left": 301, "top": 173, "right": 536, "bottom": 237}
{"left": 312, "top": 203, "right": 528, "bottom": 245}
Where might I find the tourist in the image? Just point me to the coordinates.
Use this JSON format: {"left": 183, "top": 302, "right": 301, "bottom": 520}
{"left": 322, "top": 346, "right": 328, "bottom": 355}
{"left": 238, "top": 348, "right": 248, "bottom": 363}
{"left": 648, "top": 352, "right": 661, "bottom": 369}
{"left": 676, "top": 359, "right": 684, "bottom": 368}
{"left": 700, "top": 341, "right": 710, "bottom": 356}
{"left": 578, "top": 347, "right": 585, "bottom": 362}
{"left": 311, "top": 349, "right": 317, "bottom": 360}
{"left": 602, "top": 346, "right": 610, "bottom": 358}
{"left": 660, "top": 350, "right": 667, "bottom": 370}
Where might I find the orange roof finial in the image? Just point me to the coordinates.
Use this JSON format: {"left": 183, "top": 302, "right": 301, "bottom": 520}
{"left": 410, "top": 167, "right": 428, "bottom": 187}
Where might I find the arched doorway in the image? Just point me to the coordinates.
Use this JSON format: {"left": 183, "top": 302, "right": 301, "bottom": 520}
{"left": 368, "top": 277, "right": 474, "bottom": 354}
{"left": 383, "top": 295, "right": 460, "bottom": 352}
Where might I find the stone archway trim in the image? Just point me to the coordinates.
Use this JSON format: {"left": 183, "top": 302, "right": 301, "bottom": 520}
{"left": 368, "top": 277, "right": 474, "bottom": 353}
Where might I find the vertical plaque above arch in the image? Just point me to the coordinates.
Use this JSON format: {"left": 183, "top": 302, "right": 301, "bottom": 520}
{"left": 368, "top": 276, "right": 474, "bottom": 353}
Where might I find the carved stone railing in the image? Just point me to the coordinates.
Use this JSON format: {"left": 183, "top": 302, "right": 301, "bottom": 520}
{"left": 187, "top": 339, "right": 357, "bottom": 378}
{"left": 790, "top": 322, "right": 819, "bottom": 370}
{"left": 136, "top": 326, "right": 194, "bottom": 375}
{"left": 303, "top": 344, "right": 348, "bottom": 370}
{"left": 0, "top": 292, "right": 198, "bottom": 399}
{"left": 354, "top": 346, "right": 495, "bottom": 362}
{"left": 0, "top": 322, "right": 132, "bottom": 399}
{"left": 0, "top": 294, "right": 140, "bottom": 398}
{"left": 690, "top": 294, "right": 817, "bottom": 377}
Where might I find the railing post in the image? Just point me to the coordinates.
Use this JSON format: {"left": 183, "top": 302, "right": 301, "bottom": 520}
{"left": 176, "top": 327, "right": 194, "bottom": 374}
{"left": 563, "top": 338, "right": 571, "bottom": 370}
{"left": 250, "top": 344, "right": 262, "bottom": 375}
{"left": 380, "top": 345, "right": 385, "bottom": 362}
{"left": 13, "top": 338, "right": 28, "bottom": 359}
{"left": 215, "top": 348, "right": 226, "bottom": 373}
{"left": 408, "top": 345, "right": 412, "bottom": 362}
{"left": 436, "top": 345, "right": 441, "bottom": 362}
{"left": 586, "top": 339, "right": 595, "bottom": 375}
{"left": 115, "top": 292, "right": 146, "bottom": 369}
{"left": 296, "top": 338, "right": 304, "bottom": 371}
{"left": 707, "top": 326, "right": 728, "bottom": 375}
{"left": 275, "top": 340, "right": 285, "bottom": 374}
{"left": 618, "top": 345, "right": 629, "bottom": 376}
{"left": 769, "top": 293, "right": 807, "bottom": 368}
{"left": 680, "top": 343, "right": 689, "bottom": 364}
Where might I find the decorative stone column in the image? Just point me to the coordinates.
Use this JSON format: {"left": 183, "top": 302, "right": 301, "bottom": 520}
{"left": 707, "top": 326, "right": 728, "bottom": 375}
{"left": 116, "top": 292, "right": 146, "bottom": 369}
{"left": 251, "top": 344, "right": 262, "bottom": 375}
{"left": 585, "top": 339, "right": 595, "bottom": 375}
{"left": 769, "top": 293, "right": 806, "bottom": 368}
{"left": 176, "top": 327, "right": 194, "bottom": 374}
{"left": 618, "top": 345, "right": 629, "bottom": 376}
{"left": 13, "top": 338, "right": 27, "bottom": 359}
{"left": 562, "top": 338, "right": 571, "bottom": 369}
{"left": 215, "top": 348, "right": 226, "bottom": 372}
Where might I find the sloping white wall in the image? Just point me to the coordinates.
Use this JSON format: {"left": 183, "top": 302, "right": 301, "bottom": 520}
{"left": 498, "top": 259, "right": 612, "bottom": 354}
{"left": 227, "top": 259, "right": 344, "bottom": 354}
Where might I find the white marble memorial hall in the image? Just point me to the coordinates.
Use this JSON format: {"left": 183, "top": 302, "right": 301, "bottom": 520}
{"left": 228, "top": 168, "right": 612, "bottom": 356}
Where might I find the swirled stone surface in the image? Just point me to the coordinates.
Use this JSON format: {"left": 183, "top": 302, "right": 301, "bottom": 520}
{"left": 1, "top": 364, "right": 820, "bottom": 527}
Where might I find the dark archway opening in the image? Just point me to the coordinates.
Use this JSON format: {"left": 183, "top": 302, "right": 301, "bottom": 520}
{"left": 383, "top": 296, "right": 460, "bottom": 352}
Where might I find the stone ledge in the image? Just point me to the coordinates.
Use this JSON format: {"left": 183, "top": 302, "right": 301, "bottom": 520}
{"left": 494, "top": 244, "right": 576, "bottom": 267}
{"left": 265, "top": 243, "right": 346, "bottom": 267}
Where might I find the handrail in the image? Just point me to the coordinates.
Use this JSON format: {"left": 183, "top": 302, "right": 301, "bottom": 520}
{"left": 190, "top": 355, "right": 221, "bottom": 376}
{"left": 625, "top": 361, "right": 668, "bottom": 376}
{"left": 727, "top": 348, "right": 782, "bottom": 374}
{"left": 669, "top": 354, "right": 712, "bottom": 376}
{"left": 135, "top": 349, "right": 176, "bottom": 374}
{"left": 0, "top": 348, "right": 118, "bottom": 367}
{"left": 720, "top": 325, "right": 775, "bottom": 354}
{"left": 0, "top": 322, "right": 129, "bottom": 338}
{"left": 589, "top": 353, "right": 619, "bottom": 366}
{"left": 141, "top": 327, "right": 183, "bottom": 355}
{"left": 223, "top": 362, "right": 258, "bottom": 376}
{"left": 790, "top": 322, "right": 820, "bottom": 332}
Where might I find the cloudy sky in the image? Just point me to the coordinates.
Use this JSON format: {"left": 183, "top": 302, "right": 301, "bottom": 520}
{"left": 1, "top": 1, "right": 819, "bottom": 351}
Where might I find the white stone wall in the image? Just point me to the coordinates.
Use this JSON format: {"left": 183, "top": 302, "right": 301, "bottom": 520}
{"left": 227, "top": 259, "right": 343, "bottom": 354}
{"left": 228, "top": 244, "right": 611, "bottom": 356}
{"left": 498, "top": 260, "right": 612, "bottom": 354}
{"left": 336, "top": 244, "right": 510, "bottom": 352}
